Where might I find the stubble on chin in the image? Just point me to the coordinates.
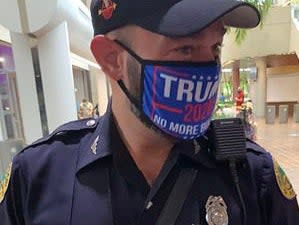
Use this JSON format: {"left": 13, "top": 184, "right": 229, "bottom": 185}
{"left": 125, "top": 56, "right": 164, "bottom": 136}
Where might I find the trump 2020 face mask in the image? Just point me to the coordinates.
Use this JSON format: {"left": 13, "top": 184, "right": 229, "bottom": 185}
{"left": 116, "top": 41, "right": 221, "bottom": 140}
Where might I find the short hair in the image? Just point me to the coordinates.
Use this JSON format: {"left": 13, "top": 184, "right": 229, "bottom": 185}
{"left": 106, "top": 25, "right": 136, "bottom": 48}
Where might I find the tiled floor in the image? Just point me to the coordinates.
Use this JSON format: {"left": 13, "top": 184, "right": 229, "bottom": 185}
{"left": 255, "top": 118, "right": 299, "bottom": 196}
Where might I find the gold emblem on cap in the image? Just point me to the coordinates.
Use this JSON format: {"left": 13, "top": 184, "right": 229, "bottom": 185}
{"left": 273, "top": 159, "right": 296, "bottom": 200}
{"left": 0, "top": 163, "right": 12, "bottom": 203}
{"left": 98, "top": 0, "right": 117, "bottom": 20}
{"left": 205, "top": 196, "right": 228, "bottom": 225}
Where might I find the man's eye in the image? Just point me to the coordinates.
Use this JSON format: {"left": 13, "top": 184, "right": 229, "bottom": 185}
{"left": 175, "top": 46, "right": 194, "bottom": 55}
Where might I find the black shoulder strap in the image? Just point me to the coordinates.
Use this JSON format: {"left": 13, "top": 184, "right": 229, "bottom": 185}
{"left": 155, "top": 168, "right": 198, "bottom": 225}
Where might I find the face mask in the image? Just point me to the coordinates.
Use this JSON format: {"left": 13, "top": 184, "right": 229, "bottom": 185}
{"left": 116, "top": 41, "right": 221, "bottom": 140}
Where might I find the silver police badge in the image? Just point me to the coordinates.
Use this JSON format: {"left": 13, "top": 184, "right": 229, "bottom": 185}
{"left": 205, "top": 196, "right": 228, "bottom": 225}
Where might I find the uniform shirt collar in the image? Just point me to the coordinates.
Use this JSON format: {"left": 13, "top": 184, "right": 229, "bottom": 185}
{"left": 76, "top": 101, "right": 216, "bottom": 173}
{"left": 176, "top": 136, "right": 216, "bottom": 168}
{"left": 76, "top": 102, "right": 114, "bottom": 172}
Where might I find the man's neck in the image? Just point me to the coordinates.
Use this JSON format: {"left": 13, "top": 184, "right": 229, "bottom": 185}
{"left": 112, "top": 100, "right": 175, "bottom": 186}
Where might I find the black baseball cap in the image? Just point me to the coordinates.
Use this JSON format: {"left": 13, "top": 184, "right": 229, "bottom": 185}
{"left": 91, "top": 0, "right": 260, "bottom": 37}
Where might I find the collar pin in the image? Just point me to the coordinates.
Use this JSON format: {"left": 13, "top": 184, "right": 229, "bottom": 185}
{"left": 91, "top": 135, "right": 100, "bottom": 155}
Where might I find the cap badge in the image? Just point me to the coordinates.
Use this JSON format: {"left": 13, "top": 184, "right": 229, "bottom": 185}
{"left": 205, "top": 196, "right": 228, "bottom": 225}
{"left": 98, "top": 0, "right": 117, "bottom": 20}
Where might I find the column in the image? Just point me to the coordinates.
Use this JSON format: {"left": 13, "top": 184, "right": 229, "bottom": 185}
{"left": 89, "top": 66, "right": 99, "bottom": 108}
{"left": 38, "top": 22, "right": 77, "bottom": 132}
{"left": 232, "top": 60, "right": 240, "bottom": 100}
{"left": 89, "top": 65, "right": 109, "bottom": 116}
{"left": 255, "top": 58, "right": 267, "bottom": 118}
{"left": 10, "top": 32, "right": 43, "bottom": 144}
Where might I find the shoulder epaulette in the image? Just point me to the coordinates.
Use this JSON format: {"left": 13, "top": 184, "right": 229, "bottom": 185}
{"left": 246, "top": 139, "right": 267, "bottom": 155}
{"left": 22, "top": 117, "right": 101, "bottom": 151}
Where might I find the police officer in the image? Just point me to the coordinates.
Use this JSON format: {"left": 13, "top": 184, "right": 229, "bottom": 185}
{"left": 1, "top": 0, "right": 299, "bottom": 224}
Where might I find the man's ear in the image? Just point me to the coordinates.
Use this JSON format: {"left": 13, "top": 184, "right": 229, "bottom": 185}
{"left": 90, "top": 36, "right": 124, "bottom": 80}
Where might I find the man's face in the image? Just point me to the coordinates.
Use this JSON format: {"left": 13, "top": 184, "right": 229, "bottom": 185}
{"left": 124, "top": 20, "right": 226, "bottom": 99}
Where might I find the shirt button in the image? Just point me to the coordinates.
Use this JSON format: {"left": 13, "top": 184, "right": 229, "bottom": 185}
{"left": 86, "top": 119, "right": 96, "bottom": 127}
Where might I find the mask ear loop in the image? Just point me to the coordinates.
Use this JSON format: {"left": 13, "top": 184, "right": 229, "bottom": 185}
{"left": 112, "top": 40, "right": 142, "bottom": 108}
{"left": 117, "top": 80, "right": 140, "bottom": 108}
{"left": 117, "top": 79, "right": 165, "bottom": 137}
{"left": 114, "top": 40, "right": 169, "bottom": 137}
{"left": 114, "top": 40, "right": 144, "bottom": 63}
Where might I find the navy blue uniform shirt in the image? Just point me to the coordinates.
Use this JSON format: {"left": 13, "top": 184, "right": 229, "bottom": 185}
{"left": 1, "top": 104, "right": 299, "bottom": 225}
